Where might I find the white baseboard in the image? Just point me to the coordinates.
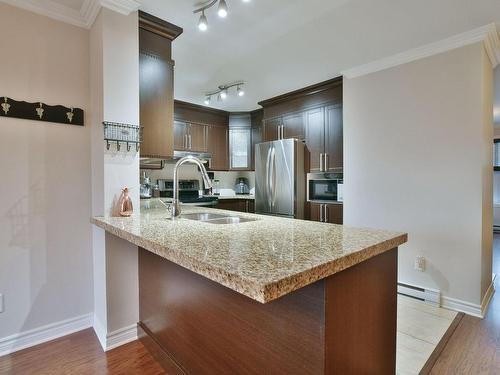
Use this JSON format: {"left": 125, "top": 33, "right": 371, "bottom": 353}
{"left": 397, "top": 282, "right": 441, "bottom": 306}
{"left": 104, "top": 324, "right": 138, "bottom": 351}
{"left": 0, "top": 313, "right": 93, "bottom": 357}
{"left": 442, "top": 274, "right": 496, "bottom": 318}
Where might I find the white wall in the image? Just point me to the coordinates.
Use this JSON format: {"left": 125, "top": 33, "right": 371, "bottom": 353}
{"left": 0, "top": 3, "right": 92, "bottom": 339}
{"left": 90, "top": 8, "right": 139, "bottom": 348}
{"left": 344, "top": 43, "right": 494, "bottom": 308}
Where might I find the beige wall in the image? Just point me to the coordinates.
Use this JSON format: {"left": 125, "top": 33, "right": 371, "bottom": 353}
{"left": 0, "top": 3, "right": 92, "bottom": 339}
{"left": 344, "top": 43, "right": 493, "bottom": 308}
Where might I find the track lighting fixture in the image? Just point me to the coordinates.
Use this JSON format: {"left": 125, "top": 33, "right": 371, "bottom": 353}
{"left": 218, "top": 0, "right": 228, "bottom": 18}
{"left": 194, "top": 0, "right": 248, "bottom": 31}
{"left": 203, "top": 82, "right": 245, "bottom": 106}
{"left": 198, "top": 11, "right": 208, "bottom": 31}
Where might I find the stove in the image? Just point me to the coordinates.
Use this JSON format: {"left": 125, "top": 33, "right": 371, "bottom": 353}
{"left": 157, "top": 179, "right": 218, "bottom": 206}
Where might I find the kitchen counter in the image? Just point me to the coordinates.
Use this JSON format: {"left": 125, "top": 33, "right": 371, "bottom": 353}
{"left": 91, "top": 199, "right": 406, "bottom": 303}
{"left": 92, "top": 199, "right": 407, "bottom": 374}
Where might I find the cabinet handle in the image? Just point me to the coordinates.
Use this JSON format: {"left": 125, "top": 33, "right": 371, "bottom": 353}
{"left": 320, "top": 153, "right": 324, "bottom": 172}
{"left": 324, "top": 205, "right": 328, "bottom": 223}
{"left": 320, "top": 204, "right": 323, "bottom": 222}
{"left": 281, "top": 125, "right": 284, "bottom": 139}
{"left": 277, "top": 126, "right": 281, "bottom": 140}
{"left": 189, "top": 134, "right": 192, "bottom": 150}
{"left": 184, "top": 134, "right": 188, "bottom": 149}
{"left": 324, "top": 153, "right": 328, "bottom": 171}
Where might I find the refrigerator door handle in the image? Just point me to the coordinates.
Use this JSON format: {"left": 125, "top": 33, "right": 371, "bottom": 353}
{"left": 271, "top": 147, "right": 277, "bottom": 207}
{"left": 266, "top": 146, "right": 273, "bottom": 209}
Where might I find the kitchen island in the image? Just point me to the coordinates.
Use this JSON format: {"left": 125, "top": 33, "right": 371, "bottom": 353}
{"left": 92, "top": 199, "right": 407, "bottom": 375}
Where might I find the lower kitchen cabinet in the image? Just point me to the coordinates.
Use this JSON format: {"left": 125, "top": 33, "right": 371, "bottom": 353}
{"left": 309, "top": 203, "right": 343, "bottom": 224}
{"left": 216, "top": 199, "right": 255, "bottom": 213}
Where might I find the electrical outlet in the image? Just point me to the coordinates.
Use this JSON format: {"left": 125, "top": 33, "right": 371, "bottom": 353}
{"left": 0, "top": 294, "right": 3, "bottom": 313}
{"left": 414, "top": 256, "right": 426, "bottom": 272}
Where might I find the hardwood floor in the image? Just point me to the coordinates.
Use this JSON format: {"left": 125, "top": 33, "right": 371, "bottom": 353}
{"left": 0, "top": 329, "right": 166, "bottom": 375}
{"left": 426, "top": 233, "right": 500, "bottom": 374}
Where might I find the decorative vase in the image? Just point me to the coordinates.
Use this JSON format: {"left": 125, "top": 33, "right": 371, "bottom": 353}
{"left": 119, "top": 187, "right": 133, "bottom": 217}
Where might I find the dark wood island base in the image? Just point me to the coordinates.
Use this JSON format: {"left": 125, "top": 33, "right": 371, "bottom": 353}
{"left": 138, "top": 247, "right": 398, "bottom": 375}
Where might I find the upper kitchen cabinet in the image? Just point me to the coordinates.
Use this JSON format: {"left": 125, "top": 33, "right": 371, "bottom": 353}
{"left": 305, "top": 107, "right": 325, "bottom": 172}
{"left": 263, "top": 117, "right": 282, "bottom": 142}
{"left": 174, "top": 100, "right": 230, "bottom": 170}
{"left": 259, "top": 77, "right": 343, "bottom": 172}
{"left": 139, "top": 12, "right": 183, "bottom": 159}
{"left": 229, "top": 113, "right": 252, "bottom": 170}
{"left": 325, "top": 104, "right": 343, "bottom": 171}
{"left": 207, "top": 125, "right": 228, "bottom": 170}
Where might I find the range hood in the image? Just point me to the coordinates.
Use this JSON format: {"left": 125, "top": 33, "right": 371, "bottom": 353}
{"left": 140, "top": 150, "right": 212, "bottom": 170}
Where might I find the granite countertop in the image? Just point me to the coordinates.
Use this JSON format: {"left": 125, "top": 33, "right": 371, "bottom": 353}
{"left": 91, "top": 199, "right": 407, "bottom": 303}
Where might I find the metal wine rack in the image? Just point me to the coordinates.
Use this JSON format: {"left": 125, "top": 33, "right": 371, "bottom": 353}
{"left": 103, "top": 121, "right": 143, "bottom": 152}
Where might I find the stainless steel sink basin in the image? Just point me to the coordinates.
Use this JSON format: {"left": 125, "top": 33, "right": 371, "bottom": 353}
{"left": 179, "top": 212, "right": 228, "bottom": 221}
{"left": 203, "top": 216, "right": 259, "bottom": 225}
{"left": 173, "top": 212, "right": 259, "bottom": 225}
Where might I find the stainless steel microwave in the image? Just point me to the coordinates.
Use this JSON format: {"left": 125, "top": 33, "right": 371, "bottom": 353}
{"left": 307, "top": 173, "right": 343, "bottom": 203}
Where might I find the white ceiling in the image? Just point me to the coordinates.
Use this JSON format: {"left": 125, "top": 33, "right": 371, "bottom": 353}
{"left": 140, "top": 0, "right": 500, "bottom": 112}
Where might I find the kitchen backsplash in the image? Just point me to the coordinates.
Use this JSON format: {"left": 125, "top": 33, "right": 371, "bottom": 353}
{"left": 142, "top": 165, "right": 255, "bottom": 195}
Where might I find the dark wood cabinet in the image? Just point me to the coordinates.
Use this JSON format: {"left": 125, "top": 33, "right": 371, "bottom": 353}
{"left": 325, "top": 104, "right": 343, "bottom": 171}
{"left": 305, "top": 108, "right": 325, "bottom": 172}
{"left": 139, "top": 12, "right": 182, "bottom": 160}
{"left": 207, "top": 125, "right": 228, "bottom": 171}
{"left": 174, "top": 121, "right": 207, "bottom": 152}
{"left": 309, "top": 203, "right": 343, "bottom": 224}
{"left": 216, "top": 199, "right": 254, "bottom": 213}
{"left": 263, "top": 118, "right": 282, "bottom": 142}
{"left": 283, "top": 112, "right": 305, "bottom": 140}
{"left": 189, "top": 123, "right": 207, "bottom": 152}
{"left": 173, "top": 120, "right": 187, "bottom": 150}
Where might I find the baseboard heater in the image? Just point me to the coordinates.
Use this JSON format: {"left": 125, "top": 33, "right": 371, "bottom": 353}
{"left": 397, "top": 282, "right": 441, "bottom": 306}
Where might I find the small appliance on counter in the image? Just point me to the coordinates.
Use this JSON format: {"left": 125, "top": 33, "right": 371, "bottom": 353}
{"left": 140, "top": 172, "right": 152, "bottom": 199}
{"left": 235, "top": 177, "right": 250, "bottom": 195}
{"left": 307, "top": 172, "right": 343, "bottom": 204}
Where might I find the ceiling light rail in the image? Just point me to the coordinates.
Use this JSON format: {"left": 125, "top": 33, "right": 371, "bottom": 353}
{"left": 204, "top": 81, "right": 245, "bottom": 105}
{"left": 194, "top": 0, "right": 249, "bottom": 31}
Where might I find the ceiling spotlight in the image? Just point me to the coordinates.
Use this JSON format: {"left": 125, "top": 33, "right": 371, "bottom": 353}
{"left": 237, "top": 86, "right": 245, "bottom": 97}
{"left": 218, "top": 0, "right": 228, "bottom": 18}
{"left": 220, "top": 89, "right": 228, "bottom": 99}
{"left": 204, "top": 96, "right": 211, "bottom": 105}
{"left": 198, "top": 11, "right": 208, "bottom": 31}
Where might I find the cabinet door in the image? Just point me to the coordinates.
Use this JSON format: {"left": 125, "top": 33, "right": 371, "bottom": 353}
{"left": 325, "top": 104, "right": 343, "bottom": 171}
{"left": 305, "top": 108, "right": 325, "bottom": 172}
{"left": 247, "top": 200, "right": 255, "bottom": 213}
{"left": 174, "top": 121, "right": 188, "bottom": 150}
{"left": 140, "top": 51, "right": 174, "bottom": 158}
{"left": 283, "top": 112, "right": 305, "bottom": 140}
{"left": 309, "top": 203, "right": 322, "bottom": 222}
{"left": 229, "top": 128, "right": 251, "bottom": 170}
{"left": 251, "top": 125, "right": 262, "bottom": 170}
{"left": 217, "top": 199, "right": 245, "bottom": 212}
{"left": 326, "top": 204, "right": 343, "bottom": 224}
{"left": 263, "top": 118, "right": 282, "bottom": 142}
{"left": 207, "top": 125, "right": 228, "bottom": 171}
{"left": 188, "top": 123, "right": 207, "bottom": 152}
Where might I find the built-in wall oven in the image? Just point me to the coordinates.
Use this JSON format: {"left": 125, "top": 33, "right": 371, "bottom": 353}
{"left": 307, "top": 173, "right": 343, "bottom": 203}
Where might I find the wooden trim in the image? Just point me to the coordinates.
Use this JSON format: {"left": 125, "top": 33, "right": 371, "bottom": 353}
{"left": 258, "top": 76, "right": 343, "bottom": 107}
{"left": 174, "top": 100, "right": 230, "bottom": 116}
{"left": 139, "top": 11, "right": 183, "bottom": 41}
{"left": 419, "top": 312, "right": 465, "bottom": 375}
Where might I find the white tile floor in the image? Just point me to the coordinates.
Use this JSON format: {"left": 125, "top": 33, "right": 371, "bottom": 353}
{"left": 396, "top": 295, "right": 458, "bottom": 375}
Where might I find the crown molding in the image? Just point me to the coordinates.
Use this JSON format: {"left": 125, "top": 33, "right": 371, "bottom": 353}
{"left": 0, "top": 0, "right": 141, "bottom": 29}
{"left": 100, "top": 0, "right": 140, "bottom": 15}
{"left": 342, "top": 23, "right": 500, "bottom": 79}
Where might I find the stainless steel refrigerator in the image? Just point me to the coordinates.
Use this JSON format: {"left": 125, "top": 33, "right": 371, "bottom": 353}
{"left": 255, "top": 139, "right": 305, "bottom": 218}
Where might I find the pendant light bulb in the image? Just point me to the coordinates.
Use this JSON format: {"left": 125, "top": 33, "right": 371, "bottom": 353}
{"left": 237, "top": 86, "right": 245, "bottom": 97}
{"left": 220, "top": 89, "right": 227, "bottom": 99}
{"left": 198, "top": 11, "right": 208, "bottom": 31}
{"left": 218, "top": 0, "right": 228, "bottom": 18}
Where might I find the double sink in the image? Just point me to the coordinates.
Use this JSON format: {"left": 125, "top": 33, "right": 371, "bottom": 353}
{"left": 173, "top": 212, "right": 259, "bottom": 225}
